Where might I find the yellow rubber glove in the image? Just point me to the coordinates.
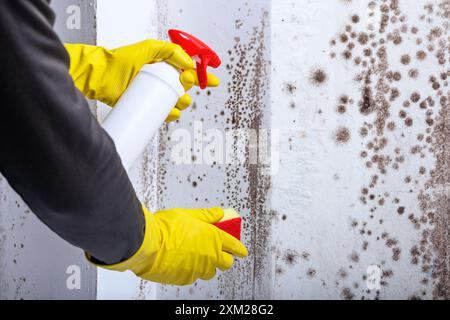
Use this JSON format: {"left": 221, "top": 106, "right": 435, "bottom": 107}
{"left": 64, "top": 41, "right": 220, "bottom": 122}
{"left": 86, "top": 207, "right": 248, "bottom": 286}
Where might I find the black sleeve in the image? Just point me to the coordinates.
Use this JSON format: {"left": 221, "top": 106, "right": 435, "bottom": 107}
{"left": 0, "top": 0, "right": 145, "bottom": 264}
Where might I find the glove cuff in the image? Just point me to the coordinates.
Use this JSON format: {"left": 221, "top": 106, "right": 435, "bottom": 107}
{"left": 85, "top": 206, "right": 161, "bottom": 274}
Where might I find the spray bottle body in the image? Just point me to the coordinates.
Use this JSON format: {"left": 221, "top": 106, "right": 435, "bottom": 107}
{"left": 101, "top": 62, "right": 184, "bottom": 170}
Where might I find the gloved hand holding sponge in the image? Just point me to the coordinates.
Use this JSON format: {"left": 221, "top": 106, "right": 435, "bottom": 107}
{"left": 65, "top": 39, "right": 247, "bottom": 285}
{"left": 87, "top": 207, "right": 247, "bottom": 285}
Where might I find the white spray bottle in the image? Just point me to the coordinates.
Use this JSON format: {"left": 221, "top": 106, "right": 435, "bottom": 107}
{"left": 101, "top": 29, "right": 221, "bottom": 170}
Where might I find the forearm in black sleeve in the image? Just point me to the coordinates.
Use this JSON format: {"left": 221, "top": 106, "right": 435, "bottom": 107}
{"left": 0, "top": 0, "right": 144, "bottom": 264}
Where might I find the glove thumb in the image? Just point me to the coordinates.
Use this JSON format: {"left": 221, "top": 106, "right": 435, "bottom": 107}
{"left": 183, "top": 207, "right": 224, "bottom": 224}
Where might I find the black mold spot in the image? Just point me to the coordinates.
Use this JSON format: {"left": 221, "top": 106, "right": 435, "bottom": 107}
{"left": 360, "top": 86, "right": 375, "bottom": 115}
{"left": 401, "top": 54, "right": 411, "bottom": 65}
{"left": 340, "top": 95, "right": 350, "bottom": 104}
{"left": 301, "top": 251, "right": 311, "bottom": 261}
{"left": 360, "top": 127, "right": 369, "bottom": 137}
{"left": 307, "top": 268, "right": 317, "bottom": 278}
{"left": 338, "top": 268, "right": 348, "bottom": 278}
{"left": 392, "top": 247, "right": 401, "bottom": 261}
{"left": 309, "top": 68, "right": 328, "bottom": 86}
{"left": 337, "top": 104, "right": 347, "bottom": 114}
{"left": 350, "top": 251, "right": 360, "bottom": 263}
{"left": 416, "top": 50, "right": 427, "bottom": 61}
{"left": 358, "top": 32, "right": 369, "bottom": 45}
{"left": 351, "top": 15, "right": 360, "bottom": 24}
{"left": 283, "top": 82, "right": 297, "bottom": 95}
{"left": 283, "top": 250, "right": 299, "bottom": 266}
{"left": 411, "top": 92, "right": 421, "bottom": 103}
{"left": 340, "top": 33, "right": 349, "bottom": 43}
{"left": 343, "top": 50, "right": 352, "bottom": 60}
{"left": 408, "top": 69, "right": 419, "bottom": 79}
{"left": 334, "top": 127, "right": 351, "bottom": 144}
{"left": 341, "top": 288, "right": 355, "bottom": 300}
{"left": 387, "top": 121, "right": 396, "bottom": 131}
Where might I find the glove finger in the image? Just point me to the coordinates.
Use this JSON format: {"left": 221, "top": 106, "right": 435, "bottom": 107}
{"left": 165, "top": 108, "right": 181, "bottom": 123}
{"left": 180, "top": 70, "right": 196, "bottom": 91}
{"left": 183, "top": 207, "right": 224, "bottom": 224}
{"left": 217, "top": 252, "right": 234, "bottom": 271}
{"left": 180, "top": 69, "right": 220, "bottom": 91}
{"left": 154, "top": 42, "right": 194, "bottom": 70}
{"left": 200, "top": 268, "right": 217, "bottom": 281}
{"left": 176, "top": 94, "right": 192, "bottom": 111}
{"left": 220, "top": 231, "right": 248, "bottom": 258}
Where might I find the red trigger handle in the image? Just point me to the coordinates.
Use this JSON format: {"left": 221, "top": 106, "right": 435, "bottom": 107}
{"left": 168, "top": 29, "right": 221, "bottom": 89}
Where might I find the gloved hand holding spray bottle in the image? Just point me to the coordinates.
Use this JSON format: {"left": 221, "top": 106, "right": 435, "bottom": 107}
{"left": 89, "top": 30, "right": 245, "bottom": 285}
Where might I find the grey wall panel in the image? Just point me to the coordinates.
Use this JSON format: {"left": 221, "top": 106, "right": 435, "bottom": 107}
{"left": 0, "top": 0, "right": 97, "bottom": 300}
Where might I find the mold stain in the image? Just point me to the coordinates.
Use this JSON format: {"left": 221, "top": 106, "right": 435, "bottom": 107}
{"left": 309, "top": 68, "right": 328, "bottom": 87}
{"left": 336, "top": 104, "right": 347, "bottom": 114}
{"left": 418, "top": 92, "right": 450, "bottom": 298}
{"left": 334, "top": 126, "right": 351, "bottom": 144}
{"left": 307, "top": 268, "right": 317, "bottom": 278}
{"left": 283, "top": 82, "right": 297, "bottom": 95}
{"left": 222, "top": 9, "right": 271, "bottom": 299}
{"left": 283, "top": 249, "right": 300, "bottom": 266}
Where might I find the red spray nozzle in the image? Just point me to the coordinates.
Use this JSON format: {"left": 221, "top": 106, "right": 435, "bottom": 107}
{"left": 168, "top": 29, "right": 221, "bottom": 89}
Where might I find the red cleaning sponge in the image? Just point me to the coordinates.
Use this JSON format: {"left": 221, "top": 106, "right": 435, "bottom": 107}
{"left": 214, "top": 208, "right": 242, "bottom": 240}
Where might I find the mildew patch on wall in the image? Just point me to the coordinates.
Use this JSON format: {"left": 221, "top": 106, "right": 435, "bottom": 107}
{"left": 328, "top": 0, "right": 449, "bottom": 300}
{"left": 271, "top": 0, "right": 449, "bottom": 299}
{"left": 222, "top": 10, "right": 272, "bottom": 298}
{"left": 137, "top": 0, "right": 449, "bottom": 300}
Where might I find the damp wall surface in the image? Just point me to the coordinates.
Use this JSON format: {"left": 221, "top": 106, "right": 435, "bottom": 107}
{"left": 88, "top": 0, "right": 450, "bottom": 300}
{"left": 1, "top": 0, "right": 449, "bottom": 300}
{"left": 0, "top": 1, "right": 97, "bottom": 299}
